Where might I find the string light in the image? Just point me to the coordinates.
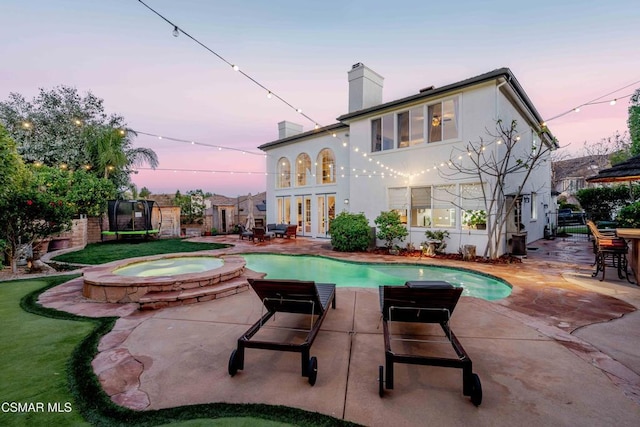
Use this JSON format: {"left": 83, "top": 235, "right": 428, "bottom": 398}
{"left": 136, "top": 0, "right": 346, "bottom": 147}
{"left": 132, "top": 129, "right": 264, "bottom": 156}
{"left": 132, "top": 166, "right": 404, "bottom": 180}
{"left": 543, "top": 78, "right": 640, "bottom": 124}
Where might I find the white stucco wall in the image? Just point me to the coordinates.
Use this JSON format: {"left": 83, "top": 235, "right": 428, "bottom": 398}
{"left": 262, "top": 74, "right": 554, "bottom": 256}
{"left": 264, "top": 129, "right": 350, "bottom": 237}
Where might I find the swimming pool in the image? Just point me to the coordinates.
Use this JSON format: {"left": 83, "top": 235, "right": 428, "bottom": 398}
{"left": 240, "top": 254, "right": 511, "bottom": 301}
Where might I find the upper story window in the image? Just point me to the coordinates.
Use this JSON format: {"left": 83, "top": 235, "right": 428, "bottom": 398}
{"left": 316, "top": 148, "right": 336, "bottom": 184}
{"left": 428, "top": 98, "right": 459, "bottom": 143}
{"left": 398, "top": 106, "right": 425, "bottom": 148}
{"left": 276, "top": 157, "right": 291, "bottom": 188}
{"left": 371, "top": 97, "right": 459, "bottom": 153}
{"left": 371, "top": 114, "right": 394, "bottom": 152}
{"left": 295, "top": 153, "right": 312, "bottom": 186}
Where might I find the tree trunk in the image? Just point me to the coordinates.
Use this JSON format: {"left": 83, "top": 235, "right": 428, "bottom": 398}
{"left": 462, "top": 245, "right": 476, "bottom": 261}
{"left": 10, "top": 256, "right": 17, "bottom": 274}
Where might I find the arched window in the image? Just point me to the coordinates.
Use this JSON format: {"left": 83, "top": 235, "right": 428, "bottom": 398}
{"left": 295, "top": 153, "right": 312, "bottom": 186}
{"left": 276, "top": 157, "right": 291, "bottom": 188}
{"left": 316, "top": 148, "right": 336, "bottom": 184}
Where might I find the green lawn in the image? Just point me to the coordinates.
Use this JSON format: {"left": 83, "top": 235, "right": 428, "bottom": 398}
{"left": 52, "top": 238, "right": 230, "bottom": 265}
{"left": 0, "top": 276, "right": 92, "bottom": 426}
{"left": 0, "top": 276, "right": 353, "bottom": 426}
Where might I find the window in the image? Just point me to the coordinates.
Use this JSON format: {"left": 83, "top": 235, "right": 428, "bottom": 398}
{"left": 428, "top": 98, "right": 459, "bottom": 143}
{"left": 397, "top": 107, "right": 425, "bottom": 148}
{"left": 316, "top": 148, "right": 335, "bottom": 184}
{"left": 371, "top": 119, "right": 382, "bottom": 152}
{"left": 382, "top": 114, "right": 394, "bottom": 150}
{"left": 371, "top": 113, "right": 394, "bottom": 152}
{"left": 277, "top": 157, "right": 291, "bottom": 188}
{"left": 389, "top": 187, "right": 408, "bottom": 224}
{"left": 460, "top": 183, "right": 486, "bottom": 229}
{"left": 410, "top": 106, "right": 424, "bottom": 145}
{"left": 397, "top": 111, "right": 410, "bottom": 148}
{"left": 432, "top": 185, "right": 456, "bottom": 228}
{"left": 295, "top": 153, "right": 312, "bottom": 186}
{"left": 410, "top": 187, "right": 431, "bottom": 227}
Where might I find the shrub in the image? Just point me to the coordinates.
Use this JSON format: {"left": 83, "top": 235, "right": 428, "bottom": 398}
{"left": 329, "top": 212, "right": 371, "bottom": 252}
{"left": 617, "top": 201, "right": 640, "bottom": 228}
{"left": 423, "top": 230, "right": 450, "bottom": 254}
{"left": 374, "top": 211, "right": 408, "bottom": 249}
{"left": 576, "top": 185, "right": 640, "bottom": 221}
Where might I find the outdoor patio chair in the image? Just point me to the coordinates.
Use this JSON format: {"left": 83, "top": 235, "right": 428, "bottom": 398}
{"left": 586, "top": 220, "right": 633, "bottom": 283}
{"left": 228, "top": 278, "right": 336, "bottom": 386}
{"left": 275, "top": 224, "right": 298, "bottom": 239}
{"left": 378, "top": 281, "right": 482, "bottom": 406}
{"left": 252, "top": 227, "right": 274, "bottom": 242}
{"left": 238, "top": 225, "right": 253, "bottom": 240}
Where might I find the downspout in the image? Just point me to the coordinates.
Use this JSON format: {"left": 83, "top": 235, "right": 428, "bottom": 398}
{"left": 493, "top": 78, "right": 509, "bottom": 256}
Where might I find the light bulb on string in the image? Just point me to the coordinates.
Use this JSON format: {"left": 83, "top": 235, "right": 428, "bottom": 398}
{"left": 172, "top": 26, "right": 179, "bottom": 37}
{"left": 610, "top": 99, "right": 617, "bottom": 106}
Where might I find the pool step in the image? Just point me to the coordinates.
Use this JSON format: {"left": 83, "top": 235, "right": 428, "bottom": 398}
{"left": 139, "top": 277, "right": 249, "bottom": 310}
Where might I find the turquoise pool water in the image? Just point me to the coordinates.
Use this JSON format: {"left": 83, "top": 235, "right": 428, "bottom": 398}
{"left": 240, "top": 254, "right": 511, "bottom": 301}
{"left": 113, "top": 257, "right": 224, "bottom": 277}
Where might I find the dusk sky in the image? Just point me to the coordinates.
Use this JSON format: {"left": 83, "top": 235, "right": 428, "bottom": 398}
{"left": 2, "top": 0, "right": 639, "bottom": 197}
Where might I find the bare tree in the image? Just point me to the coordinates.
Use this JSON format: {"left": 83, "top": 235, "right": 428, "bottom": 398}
{"left": 442, "top": 120, "right": 555, "bottom": 259}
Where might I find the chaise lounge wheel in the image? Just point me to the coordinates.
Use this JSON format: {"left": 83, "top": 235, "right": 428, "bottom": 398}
{"left": 308, "top": 356, "right": 318, "bottom": 386}
{"left": 228, "top": 349, "right": 239, "bottom": 376}
{"left": 470, "top": 373, "right": 482, "bottom": 406}
{"left": 378, "top": 365, "right": 385, "bottom": 397}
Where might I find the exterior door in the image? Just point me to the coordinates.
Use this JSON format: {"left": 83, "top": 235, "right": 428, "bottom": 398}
{"left": 317, "top": 194, "right": 336, "bottom": 238}
{"left": 296, "top": 196, "right": 312, "bottom": 236}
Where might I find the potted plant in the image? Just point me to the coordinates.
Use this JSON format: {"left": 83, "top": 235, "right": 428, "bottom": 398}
{"left": 463, "top": 209, "right": 487, "bottom": 229}
{"left": 423, "top": 230, "right": 450, "bottom": 255}
{"left": 374, "top": 211, "right": 408, "bottom": 254}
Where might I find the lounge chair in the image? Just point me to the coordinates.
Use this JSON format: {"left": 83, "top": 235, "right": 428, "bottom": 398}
{"left": 228, "top": 278, "right": 336, "bottom": 386}
{"left": 378, "top": 281, "right": 482, "bottom": 406}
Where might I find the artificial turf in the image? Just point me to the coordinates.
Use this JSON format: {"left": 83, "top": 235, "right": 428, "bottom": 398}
{"left": 0, "top": 276, "right": 357, "bottom": 427}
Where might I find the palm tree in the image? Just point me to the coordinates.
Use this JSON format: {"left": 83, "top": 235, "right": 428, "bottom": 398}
{"left": 85, "top": 126, "right": 158, "bottom": 186}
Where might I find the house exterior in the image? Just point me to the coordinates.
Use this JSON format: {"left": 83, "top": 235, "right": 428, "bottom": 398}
{"left": 552, "top": 154, "right": 610, "bottom": 197}
{"left": 259, "top": 64, "right": 556, "bottom": 255}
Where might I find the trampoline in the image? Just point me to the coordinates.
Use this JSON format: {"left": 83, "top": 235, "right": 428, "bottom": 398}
{"left": 102, "top": 200, "right": 161, "bottom": 240}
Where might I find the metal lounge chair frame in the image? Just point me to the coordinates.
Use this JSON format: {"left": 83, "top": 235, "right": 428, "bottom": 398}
{"left": 228, "top": 279, "right": 336, "bottom": 386}
{"left": 378, "top": 281, "right": 482, "bottom": 406}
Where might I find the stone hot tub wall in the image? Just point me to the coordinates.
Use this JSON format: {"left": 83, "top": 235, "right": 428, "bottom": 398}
{"left": 82, "top": 255, "right": 245, "bottom": 304}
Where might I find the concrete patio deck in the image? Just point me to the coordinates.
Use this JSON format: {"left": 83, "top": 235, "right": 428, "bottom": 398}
{"left": 37, "top": 235, "right": 640, "bottom": 426}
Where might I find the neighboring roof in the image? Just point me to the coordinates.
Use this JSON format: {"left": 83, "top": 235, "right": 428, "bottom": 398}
{"left": 208, "top": 194, "right": 237, "bottom": 206}
{"left": 150, "top": 194, "right": 176, "bottom": 207}
{"left": 259, "top": 122, "right": 348, "bottom": 151}
{"left": 553, "top": 155, "right": 611, "bottom": 181}
{"left": 586, "top": 155, "right": 640, "bottom": 183}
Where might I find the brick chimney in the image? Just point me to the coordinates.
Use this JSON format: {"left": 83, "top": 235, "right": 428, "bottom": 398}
{"left": 348, "top": 62, "right": 384, "bottom": 113}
